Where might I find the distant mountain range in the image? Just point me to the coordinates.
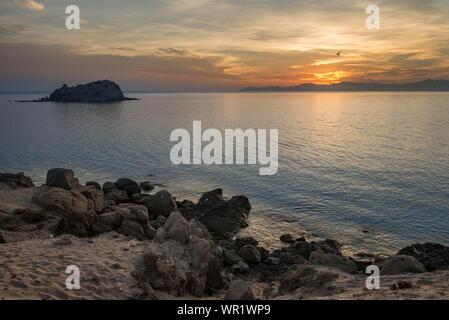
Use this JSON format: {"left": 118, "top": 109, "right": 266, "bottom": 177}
{"left": 240, "top": 79, "right": 449, "bottom": 92}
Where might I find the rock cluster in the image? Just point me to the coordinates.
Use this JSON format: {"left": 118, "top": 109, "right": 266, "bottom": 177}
{"left": 1, "top": 170, "right": 449, "bottom": 300}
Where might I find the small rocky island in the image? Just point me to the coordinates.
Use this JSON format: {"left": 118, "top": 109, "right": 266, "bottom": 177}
{"left": 32, "top": 80, "right": 137, "bottom": 102}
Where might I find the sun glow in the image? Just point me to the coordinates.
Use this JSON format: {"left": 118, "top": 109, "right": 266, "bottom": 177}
{"left": 312, "top": 71, "right": 350, "bottom": 84}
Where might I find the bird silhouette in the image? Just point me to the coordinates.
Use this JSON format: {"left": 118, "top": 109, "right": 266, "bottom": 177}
{"left": 336, "top": 51, "right": 341, "bottom": 56}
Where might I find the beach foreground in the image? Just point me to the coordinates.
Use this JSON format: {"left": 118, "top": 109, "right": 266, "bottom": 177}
{"left": 1, "top": 170, "right": 448, "bottom": 300}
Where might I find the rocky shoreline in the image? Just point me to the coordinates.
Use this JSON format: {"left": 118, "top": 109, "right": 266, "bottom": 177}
{"left": 1, "top": 169, "right": 448, "bottom": 300}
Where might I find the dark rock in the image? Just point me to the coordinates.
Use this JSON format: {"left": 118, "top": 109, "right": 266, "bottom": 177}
{"left": 102, "top": 182, "right": 117, "bottom": 193}
{"left": 237, "top": 245, "right": 261, "bottom": 263}
{"left": 115, "top": 178, "right": 141, "bottom": 196}
{"left": 264, "top": 256, "right": 281, "bottom": 265}
{"left": 41, "top": 80, "right": 136, "bottom": 102}
{"left": 397, "top": 243, "right": 449, "bottom": 271}
{"left": 224, "top": 249, "right": 243, "bottom": 265}
{"left": 206, "top": 258, "right": 225, "bottom": 292}
{"left": 45, "top": 168, "right": 80, "bottom": 190}
{"left": 257, "top": 246, "right": 270, "bottom": 261}
{"left": 105, "top": 189, "right": 130, "bottom": 203}
{"left": 86, "top": 181, "right": 101, "bottom": 190}
{"left": 144, "top": 190, "right": 177, "bottom": 217}
{"left": 181, "top": 190, "right": 251, "bottom": 240}
{"left": 228, "top": 195, "right": 251, "bottom": 212}
{"left": 140, "top": 181, "right": 154, "bottom": 191}
{"left": 280, "top": 234, "right": 294, "bottom": 244}
{"left": 235, "top": 236, "right": 259, "bottom": 248}
{"left": 0, "top": 172, "right": 34, "bottom": 190}
{"left": 231, "top": 261, "right": 250, "bottom": 274}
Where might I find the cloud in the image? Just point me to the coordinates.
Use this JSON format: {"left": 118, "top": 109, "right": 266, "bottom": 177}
{"left": 13, "top": 0, "right": 44, "bottom": 11}
{"left": 0, "top": 43, "right": 242, "bottom": 91}
{"left": 0, "top": 24, "right": 26, "bottom": 35}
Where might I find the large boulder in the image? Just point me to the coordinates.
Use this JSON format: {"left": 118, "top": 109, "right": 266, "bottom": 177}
{"left": 0, "top": 187, "right": 68, "bottom": 241}
{"left": 144, "top": 190, "right": 177, "bottom": 217}
{"left": 31, "top": 186, "right": 96, "bottom": 237}
{"left": 181, "top": 190, "right": 251, "bottom": 240}
{"left": 309, "top": 251, "right": 357, "bottom": 274}
{"left": 0, "top": 172, "right": 34, "bottom": 190}
{"left": 381, "top": 255, "right": 426, "bottom": 275}
{"left": 139, "top": 212, "right": 223, "bottom": 297}
{"left": 45, "top": 168, "right": 81, "bottom": 190}
{"left": 224, "top": 280, "right": 254, "bottom": 300}
{"left": 397, "top": 243, "right": 449, "bottom": 271}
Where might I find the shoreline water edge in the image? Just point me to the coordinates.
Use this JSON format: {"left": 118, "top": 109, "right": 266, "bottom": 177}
{"left": 1, "top": 169, "right": 448, "bottom": 300}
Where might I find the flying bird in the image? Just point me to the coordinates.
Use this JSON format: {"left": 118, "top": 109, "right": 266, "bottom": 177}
{"left": 336, "top": 51, "right": 341, "bottom": 56}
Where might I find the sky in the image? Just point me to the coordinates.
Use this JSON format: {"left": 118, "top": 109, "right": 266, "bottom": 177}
{"left": 0, "top": 0, "right": 449, "bottom": 91}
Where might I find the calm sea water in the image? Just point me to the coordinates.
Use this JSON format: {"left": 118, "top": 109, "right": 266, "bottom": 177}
{"left": 1, "top": 92, "right": 448, "bottom": 255}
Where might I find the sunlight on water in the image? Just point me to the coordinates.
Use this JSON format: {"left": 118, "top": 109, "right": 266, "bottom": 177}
{"left": 1, "top": 92, "right": 448, "bottom": 255}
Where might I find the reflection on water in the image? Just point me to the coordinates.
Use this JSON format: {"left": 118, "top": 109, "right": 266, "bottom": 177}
{"left": 1, "top": 92, "right": 448, "bottom": 255}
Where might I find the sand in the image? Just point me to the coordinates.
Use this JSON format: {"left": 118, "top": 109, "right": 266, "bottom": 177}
{"left": 1, "top": 233, "right": 448, "bottom": 300}
{"left": 0, "top": 232, "right": 149, "bottom": 300}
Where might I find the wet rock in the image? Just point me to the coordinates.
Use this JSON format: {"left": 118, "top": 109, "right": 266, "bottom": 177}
{"left": 280, "top": 234, "right": 294, "bottom": 244}
{"left": 235, "top": 237, "right": 259, "bottom": 249}
{"left": 102, "top": 182, "right": 117, "bottom": 193}
{"left": 224, "top": 280, "right": 254, "bottom": 300}
{"left": 45, "top": 168, "right": 81, "bottom": 190}
{"left": 237, "top": 245, "right": 261, "bottom": 263}
{"left": 140, "top": 181, "right": 154, "bottom": 191}
{"left": 116, "top": 178, "right": 141, "bottom": 196}
{"left": 381, "top": 255, "right": 426, "bottom": 275}
{"left": 181, "top": 190, "right": 251, "bottom": 240}
{"left": 397, "top": 243, "right": 449, "bottom": 271}
{"left": 144, "top": 190, "right": 177, "bottom": 217}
